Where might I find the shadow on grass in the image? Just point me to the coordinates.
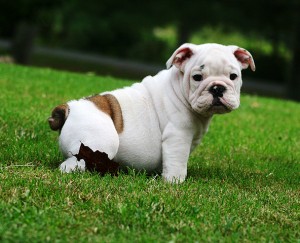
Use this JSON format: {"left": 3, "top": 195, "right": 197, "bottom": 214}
{"left": 187, "top": 163, "right": 299, "bottom": 189}
{"left": 45, "top": 151, "right": 299, "bottom": 188}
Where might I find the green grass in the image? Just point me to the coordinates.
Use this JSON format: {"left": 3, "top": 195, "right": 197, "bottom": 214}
{"left": 0, "top": 63, "right": 299, "bottom": 242}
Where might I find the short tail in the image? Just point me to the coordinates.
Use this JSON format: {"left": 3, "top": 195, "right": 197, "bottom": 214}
{"left": 48, "top": 104, "right": 69, "bottom": 131}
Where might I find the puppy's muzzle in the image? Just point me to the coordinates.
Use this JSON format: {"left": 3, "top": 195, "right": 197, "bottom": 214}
{"left": 209, "top": 85, "right": 226, "bottom": 98}
{"left": 209, "top": 85, "right": 227, "bottom": 106}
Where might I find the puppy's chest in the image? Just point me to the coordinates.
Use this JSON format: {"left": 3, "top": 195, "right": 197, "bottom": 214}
{"left": 190, "top": 118, "right": 211, "bottom": 152}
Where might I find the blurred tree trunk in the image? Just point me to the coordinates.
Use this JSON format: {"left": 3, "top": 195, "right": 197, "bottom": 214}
{"left": 12, "top": 22, "right": 37, "bottom": 65}
{"left": 177, "top": 22, "right": 191, "bottom": 46}
{"left": 287, "top": 14, "right": 300, "bottom": 101}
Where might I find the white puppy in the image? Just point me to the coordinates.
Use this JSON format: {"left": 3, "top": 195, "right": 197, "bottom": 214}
{"left": 49, "top": 43, "right": 255, "bottom": 183}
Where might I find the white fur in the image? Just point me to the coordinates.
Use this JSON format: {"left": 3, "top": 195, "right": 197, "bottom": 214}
{"left": 58, "top": 43, "right": 255, "bottom": 182}
{"left": 59, "top": 100, "right": 119, "bottom": 172}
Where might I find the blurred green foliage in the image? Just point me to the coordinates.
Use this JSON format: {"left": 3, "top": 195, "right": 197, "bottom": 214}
{"left": 0, "top": 0, "right": 299, "bottom": 86}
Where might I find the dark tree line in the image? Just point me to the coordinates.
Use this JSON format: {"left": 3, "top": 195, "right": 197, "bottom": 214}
{"left": 0, "top": 0, "right": 299, "bottom": 100}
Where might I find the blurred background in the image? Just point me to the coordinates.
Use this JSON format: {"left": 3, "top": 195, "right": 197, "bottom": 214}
{"left": 0, "top": 0, "right": 299, "bottom": 101}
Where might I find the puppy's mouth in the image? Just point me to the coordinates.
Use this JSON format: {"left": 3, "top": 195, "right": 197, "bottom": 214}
{"left": 209, "top": 97, "right": 233, "bottom": 112}
{"left": 212, "top": 97, "right": 225, "bottom": 106}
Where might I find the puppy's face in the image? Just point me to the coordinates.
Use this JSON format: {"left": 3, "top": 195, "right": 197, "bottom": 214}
{"left": 167, "top": 43, "right": 255, "bottom": 117}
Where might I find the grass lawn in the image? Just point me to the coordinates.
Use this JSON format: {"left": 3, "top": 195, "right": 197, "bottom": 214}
{"left": 0, "top": 64, "right": 299, "bottom": 242}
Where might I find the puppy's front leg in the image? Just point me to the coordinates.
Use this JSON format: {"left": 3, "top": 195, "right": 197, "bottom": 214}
{"left": 162, "top": 125, "right": 193, "bottom": 183}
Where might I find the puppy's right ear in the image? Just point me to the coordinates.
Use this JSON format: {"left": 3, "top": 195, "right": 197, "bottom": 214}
{"left": 228, "top": 46, "right": 256, "bottom": 71}
{"left": 166, "top": 43, "right": 196, "bottom": 71}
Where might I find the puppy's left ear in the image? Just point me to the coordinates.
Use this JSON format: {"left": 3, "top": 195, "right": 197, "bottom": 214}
{"left": 166, "top": 43, "right": 196, "bottom": 71}
{"left": 229, "top": 46, "right": 256, "bottom": 71}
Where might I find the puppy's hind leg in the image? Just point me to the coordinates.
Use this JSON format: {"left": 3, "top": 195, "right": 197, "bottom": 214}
{"left": 59, "top": 157, "right": 85, "bottom": 173}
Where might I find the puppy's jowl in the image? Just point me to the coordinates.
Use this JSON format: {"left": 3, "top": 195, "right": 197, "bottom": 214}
{"left": 49, "top": 43, "right": 255, "bottom": 183}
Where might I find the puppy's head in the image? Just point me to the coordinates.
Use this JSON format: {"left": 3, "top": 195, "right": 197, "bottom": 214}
{"left": 167, "top": 43, "right": 255, "bottom": 117}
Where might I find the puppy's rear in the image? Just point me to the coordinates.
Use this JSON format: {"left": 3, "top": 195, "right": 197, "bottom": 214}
{"left": 49, "top": 98, "right": 120, "bottom": 166}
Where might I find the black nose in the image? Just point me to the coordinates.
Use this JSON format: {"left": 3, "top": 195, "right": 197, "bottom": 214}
{"left": 209, "top": 85, "right": 226, "bottom": 97}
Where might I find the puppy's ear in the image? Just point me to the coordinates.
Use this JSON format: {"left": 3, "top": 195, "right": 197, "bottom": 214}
{"left": 229, "top": 46, "right": 256, "bottom": 71}
{"left": 166, "top": 43, "right": 196, "bottom": 71}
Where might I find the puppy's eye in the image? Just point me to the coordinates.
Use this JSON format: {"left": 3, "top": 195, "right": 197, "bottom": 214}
{"left": 230, "top": 74, "right": 238, "bottom": 80}
{"left": 192, "top": 74, "right": 203, "bottom": 81}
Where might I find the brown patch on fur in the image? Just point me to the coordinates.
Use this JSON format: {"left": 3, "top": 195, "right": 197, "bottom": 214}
{"left": 48, "top": 104, "right": 69, "bottom": 131}
{"left": 74, "top": 142, "right": 119, "bottom": 176}
{"left": 87, "top": 94, "right": 124, "bottom": 133}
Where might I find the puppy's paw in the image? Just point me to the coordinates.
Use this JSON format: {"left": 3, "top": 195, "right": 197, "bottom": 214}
{"left": 59, "top": 157, "right": 86, "bottom": 173}
{"left": 162, "top": 173, "right": 186, "bottom": 184}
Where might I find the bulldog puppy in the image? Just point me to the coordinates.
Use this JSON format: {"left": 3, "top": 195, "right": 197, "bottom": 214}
{"left": 49, "top": 43, "right": 255, "bottom": 183}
